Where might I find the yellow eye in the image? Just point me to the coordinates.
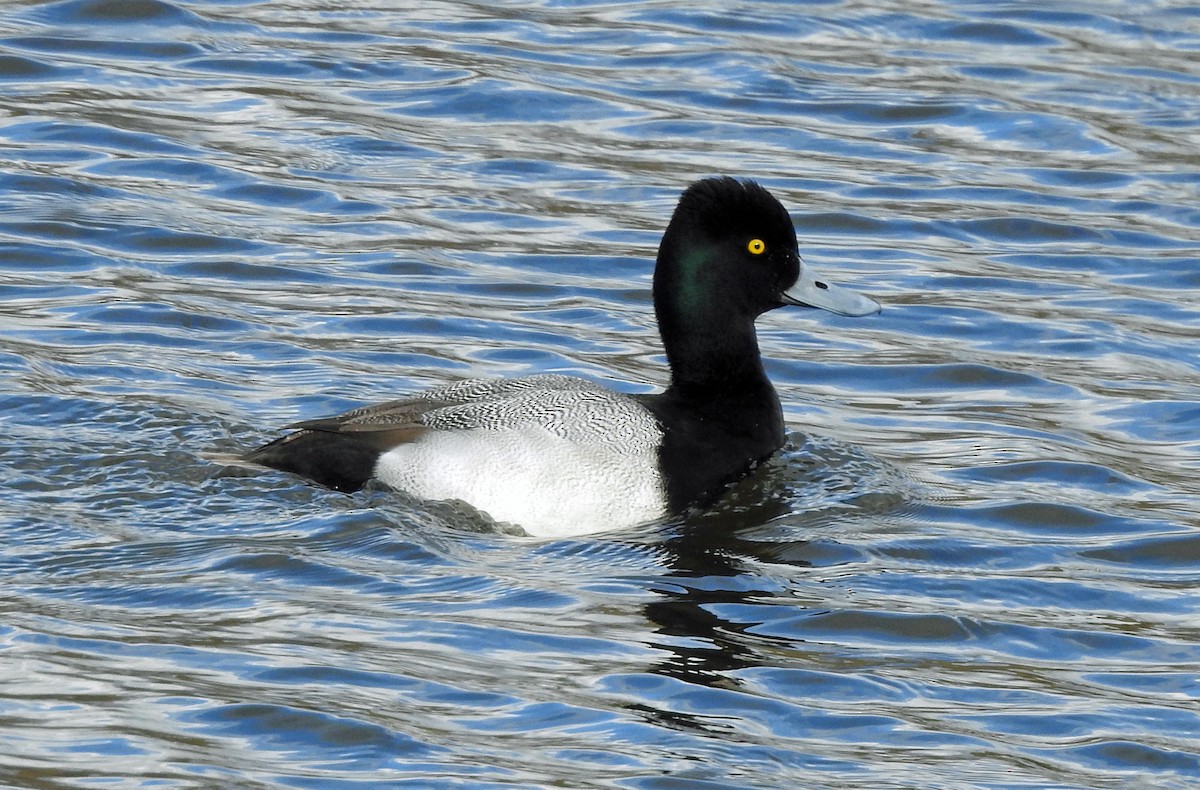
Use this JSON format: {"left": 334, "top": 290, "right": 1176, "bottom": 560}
{"left": 747, "top": 238, "right": 766, "bottom": 255}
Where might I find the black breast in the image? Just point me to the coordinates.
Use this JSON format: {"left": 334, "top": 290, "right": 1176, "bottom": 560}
{"left": 635, "top": 383, "right": 785, "bottom": 512}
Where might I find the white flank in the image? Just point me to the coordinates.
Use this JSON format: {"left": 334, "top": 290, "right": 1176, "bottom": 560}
{"left": 374, "top": 424, "right": 666, "bottom": 537}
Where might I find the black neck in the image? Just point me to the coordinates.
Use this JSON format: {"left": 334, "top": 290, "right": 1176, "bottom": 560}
{"left": 656, "top": 304, "right": 772, "bottom": 393}
{"left": 640, "top": 309, "right": 786, "bottom": 511}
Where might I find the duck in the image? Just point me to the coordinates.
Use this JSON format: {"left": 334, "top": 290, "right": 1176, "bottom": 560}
{"left": 242, "top": 177, "right": 880, "bottom": 537}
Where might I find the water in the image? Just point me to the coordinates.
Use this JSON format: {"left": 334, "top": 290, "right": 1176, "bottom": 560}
{"left": 2, "top": 0, "right": 1199, "bottom": 787}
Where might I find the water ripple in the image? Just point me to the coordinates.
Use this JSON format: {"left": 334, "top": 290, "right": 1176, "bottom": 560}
{"left": 2, "top": 0, "right": 1199, "bottom": 787}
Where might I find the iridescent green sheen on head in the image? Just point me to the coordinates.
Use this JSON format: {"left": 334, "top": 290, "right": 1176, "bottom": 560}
{"left": 674, "top": 247, "right": 709, "bottom": 316}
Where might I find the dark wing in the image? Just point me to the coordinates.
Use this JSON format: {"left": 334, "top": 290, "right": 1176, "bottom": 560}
{"left": 240, "top": 374, "right": 606, "bottom": 492}
{"left": 287, "top": 373, "right": 620, "bottom": 436}
{"left": 242, "top": 394, "right": 443, "bottom": 493}
{"left": 287, "top": 396, "right": 447, "bottom": 436}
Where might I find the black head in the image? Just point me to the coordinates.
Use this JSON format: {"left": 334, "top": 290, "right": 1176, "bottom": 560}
{"left": 654, "top": 177, "right": 801, "bottom": 323}
{"left": 651, "top": 177, "right": 879, "bottom": 389}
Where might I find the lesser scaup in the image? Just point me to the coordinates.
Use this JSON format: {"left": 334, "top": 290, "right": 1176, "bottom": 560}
{"left": 243, "top": 177, "right": 880, "bottom": 536}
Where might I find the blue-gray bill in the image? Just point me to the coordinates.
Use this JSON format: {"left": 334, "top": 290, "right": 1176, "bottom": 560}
{"left": 781, "top": 262, "right": 881, "bottom": 317}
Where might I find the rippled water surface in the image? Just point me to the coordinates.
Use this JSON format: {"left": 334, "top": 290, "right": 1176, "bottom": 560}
{"left": 3, "top": 1, "right": 1200, "bottom": 787}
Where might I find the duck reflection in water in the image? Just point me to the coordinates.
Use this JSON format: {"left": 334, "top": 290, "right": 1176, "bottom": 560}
{"left": 612, "top": 449, "right": 907, "bottom": 733}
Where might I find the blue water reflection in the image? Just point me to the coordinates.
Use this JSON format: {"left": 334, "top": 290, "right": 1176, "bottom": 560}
{"left": 2, "top": 0, "right": 1199, "bottom": 787}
